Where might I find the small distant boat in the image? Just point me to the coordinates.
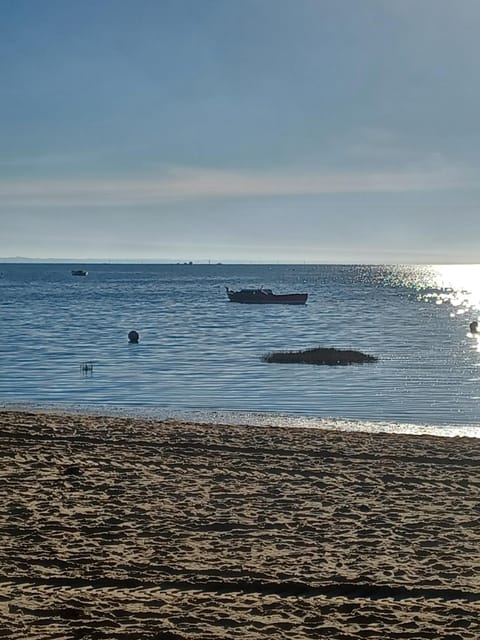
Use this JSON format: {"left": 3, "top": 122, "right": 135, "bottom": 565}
{"left": 226, "top": 287, "right": 308, "bottom": 305}
{"left": 71, "top": 269, "right": 88, "bottom": 276}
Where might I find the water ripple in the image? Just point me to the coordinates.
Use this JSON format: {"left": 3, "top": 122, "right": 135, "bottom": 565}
{"left": 1, "top": 263, "right": 479, "bottom": 428}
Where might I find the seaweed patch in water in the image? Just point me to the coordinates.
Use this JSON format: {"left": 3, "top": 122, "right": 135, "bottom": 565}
{"left": 262, "top": 347, "right": 378, "bottom": 366}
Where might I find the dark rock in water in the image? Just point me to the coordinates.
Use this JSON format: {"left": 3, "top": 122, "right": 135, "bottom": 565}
{"left": 262, "top": 346, "right": 377, "bottom": 366}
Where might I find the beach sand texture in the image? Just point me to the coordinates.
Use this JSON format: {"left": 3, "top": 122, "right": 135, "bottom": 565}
{"left": 0, "top": 410, "right": 479, "bottom": 639}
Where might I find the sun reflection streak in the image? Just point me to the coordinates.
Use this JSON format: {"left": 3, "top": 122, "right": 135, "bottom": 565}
{"left": 472, "top": 334, "right": 480, "bottom": 354}
{"left": 409, "top": 264, "right": 480, "bottom": 322}
{"left": 431, "top": 264, "right": 480, "bottom": 314}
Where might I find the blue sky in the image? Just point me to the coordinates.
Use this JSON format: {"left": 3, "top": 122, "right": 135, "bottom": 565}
{"left": 1, "top": 0, "right": 479, "bottom": 263}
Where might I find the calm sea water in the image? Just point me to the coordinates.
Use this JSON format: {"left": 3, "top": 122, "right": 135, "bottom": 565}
{"left": 1, "top": 263, "right": 479, "bottom": 436}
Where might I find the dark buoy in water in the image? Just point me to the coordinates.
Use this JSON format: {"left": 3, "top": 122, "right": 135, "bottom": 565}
{"left": 128, "top": 330, "right": 139, "bottom": 344}
{"left": 470, "top": 320, "right": 478, "bottom": 334}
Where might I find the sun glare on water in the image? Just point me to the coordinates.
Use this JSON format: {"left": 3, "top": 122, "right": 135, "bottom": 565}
{"left": 429, "top": 264, "right": 480, "bottom": 354}
{"left": 437, "top": 264, "right": 480, "bottom": 309}
{"left": 423, "top": 264, "right": 480, "bottom": 315}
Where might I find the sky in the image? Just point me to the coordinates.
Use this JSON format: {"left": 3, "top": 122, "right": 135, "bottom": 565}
{"left": 1, "top": 0, "right": 479, "bottom": 263}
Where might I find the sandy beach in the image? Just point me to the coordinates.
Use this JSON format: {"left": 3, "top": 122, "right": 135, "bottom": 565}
{"left": 0, "top": 410, "right": 479, "bottom": 639}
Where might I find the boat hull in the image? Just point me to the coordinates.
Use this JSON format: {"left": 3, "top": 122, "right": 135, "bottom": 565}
{"left": 226, "top": 290, "right": 308, "bottom": 305}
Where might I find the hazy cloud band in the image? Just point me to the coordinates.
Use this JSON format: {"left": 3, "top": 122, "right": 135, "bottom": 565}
{"left": 0, "top": 165, "right": 474, "bottom": 207}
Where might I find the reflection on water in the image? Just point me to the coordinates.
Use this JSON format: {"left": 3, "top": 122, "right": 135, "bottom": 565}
{"left": 409, "top": 265, "right": 480, "bottom": 355}
{"left": 413, "top": 264, "right": 480, "bottom": 316}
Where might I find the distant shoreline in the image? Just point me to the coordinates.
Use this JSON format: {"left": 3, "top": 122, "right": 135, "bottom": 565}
{"left": 2, "top": 259, "right": 478, "bottom": 265}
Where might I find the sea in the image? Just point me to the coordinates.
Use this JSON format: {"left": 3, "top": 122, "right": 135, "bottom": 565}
{"left": 1, "top": 263, "right": 479, "bottom": 437}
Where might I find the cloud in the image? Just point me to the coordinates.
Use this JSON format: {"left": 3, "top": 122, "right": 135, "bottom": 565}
{"left": 0, "top": 163, "right": 475, "bottom": 208}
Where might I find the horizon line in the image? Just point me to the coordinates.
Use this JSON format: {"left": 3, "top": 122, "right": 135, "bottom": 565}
{"left": 1, "top": 257, "right": 479, "bottom": 266}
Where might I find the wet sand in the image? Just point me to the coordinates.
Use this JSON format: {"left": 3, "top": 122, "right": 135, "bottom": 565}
{"left": 0, "top": 409, "right": 479, "bottom": 639}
